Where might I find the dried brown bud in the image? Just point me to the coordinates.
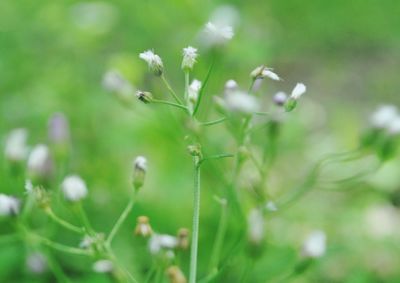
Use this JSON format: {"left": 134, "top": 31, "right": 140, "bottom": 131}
{"left": 134, "top": 216, "right": 153, "bottom": 237}
{"left": 177, "top": 228, "right": 189, "bottom": 250}
{"left": 167, "top": 266, "right": 187, "bottom": 283}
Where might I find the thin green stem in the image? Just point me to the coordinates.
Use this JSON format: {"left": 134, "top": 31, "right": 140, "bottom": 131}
{"left": 200, "top": 117, "right": 228, "bottom": 126}
{"left": 184, "top": 70, "right": 190, "bottom": 102}
{"left": 75, "top": 203, "right": 95, "bottom": 236}
{"left": 107, "top": 192, "right": 137, "bottom": 245}
{"left": 193, "top": 58, "right": 215, "bottom": 116}
{"left": 199, "top": 153, "right": 234, "bottom": 165}
{"left": 189, "top": 157, "right": 201, "bottom": 283}
{"left": 33, "top": 234, "right": 92, "bottom": 256}
{"left": 45, "top": 251, "right": 71, "bottom": 283}
{"left": 208, "top": 199, "right": 228, "bottom": 272}
{"left": 45, "top": 208, "right": 84, "bottom": 234}
{"left": 152, "top": 99, "right": 188, "bottom": 112}
{"left": 161, "top": 74, "right": 183, "bottom": 105}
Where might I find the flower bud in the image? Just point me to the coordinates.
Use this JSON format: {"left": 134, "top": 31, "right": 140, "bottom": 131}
{"left": 187, "top": 144, "right": 202, "bottom": 158}
{"left": 247, "top": 208, "right": 264, "bottom": 245}
{"left": 187, "top": 80, "right": 201, "bottom": 114}
{"left": 139, "top": 50, "right": 164, "bottom": 76}
{"left": 149, "top": 234, "right": 178, "bottom": 255}
{"left": 250, "top": 65, "right": 281, "bottom": 81}
{"left": 27, "top": 144, "right": 53, "bottom": 181}
{"left": 273, "top": 92, "right": 287, "bottom": 106}
{"left": 4, "top": 128, "right": 29, "bottom": 163}
{"left": 34, "top": 187, "right": 51, "bottom": 209}
{"left": 177, "top": 228, "right": 190, "bottom": 250}
{"left": 181, "top": 46, "right": 198, "bottom": 71}
{"left": 136, "top": 90, "right": 153, "bottom": 104}
{"left": 61, "top": 175, "right": 88, "bottom": 202}
{"left": 0, "top": 194, "right": 20, "bottom": 216}
{"left": 224, "top": 79, "right": 238, "bottom": 94}
{"left": 134, "top": 216, "right": 153, "bottom": 237}
{"left": 167, "top": 266, "right": 187, "bottom": 283}
{"left": 26, "top": 252, "right": 48, "bottom": 274}
{"left": 285, "top": 83, "right": 307, "bottom": 112}
{"left": 132, "top": 156, "right": 147, "bottom": 190}
{"left": 93, "top": 259, "right": 113, "bottom": 273}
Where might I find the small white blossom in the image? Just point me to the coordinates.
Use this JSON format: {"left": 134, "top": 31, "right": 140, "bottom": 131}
{"left": 365, "top": 205, "right": 399, "bottom": 238}
{"left": 188, "top": 79, "right": 202, "bottom": 114}
{"left": 302, "top": 230, "right": 326, "bottom": 258}
{"left": 149, "top": 234, "right": 178, "bottom": 254}
{"left": 26, "top": 252, "right": 47, "bottom": 274}
{"left": 134, "top": 156, "right": 147, "bottom": 172}
{"left": 139, "top": 50, "right": 164, "bottom": 76}
{"left": 4, "top": 128, "right": 29, "bottom": 162}
{"left": 27, "top": 144, "right": 53, "bottom": 178}
{"left": 102, "top": 70, "right": 134, "bottom": 95}
{"left": 250, "top": 66, "right": 281, "bottom": 81}
{"left": 291, "top": 83, "right": 307, "bottom": 100}
{"left": 370, "top": 105, "right": 398, "bottom": 129}
{"left": 93, "top": 259, "right": 113, "bottom": 273}
{"left": 388, "top": 117, "right": 400, "bottom": 135}
{"left": 0, "top": 194, "right": 20, "bottom": 216}
{"left": 204, "top": 22, "right": 234, "bottom": 45}
{"left": 182, "top": 46, "right": 198, "bottom": 70}
{"left": 224, "top": 79, "right": 239, "bottom": 93}
{"left": 61, "top": 175, "right": 88, "bottom": 202}
{"left": 224, "top": 91, "right": 260, "bottom": 114}
{"left": 247, "top": 209, "right": 264, "bottom": 244}
{"left": 273, "top": 92, "right": 288, "bottom": 106}
{"left": 262, "top": 69, "right": 281, "bottom": 81}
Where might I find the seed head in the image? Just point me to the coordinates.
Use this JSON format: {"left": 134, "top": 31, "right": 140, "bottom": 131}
{"left": 61, "top": 175, "right": 88, "bottom": 202}
{"left": 139, "top": 50, "right": 164, "bottom": 76}
{"left": 182, "top": 46, "right": 198, "bottom": 71}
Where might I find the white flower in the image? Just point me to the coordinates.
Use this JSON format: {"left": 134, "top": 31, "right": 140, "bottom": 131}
{"left": 27, "top": 144, "right": 53, "bottom": 178}
{"left": 204, "top": 22, "right": 234, "bottom": 45}
{"left": 365, "top": 205, "right": 399, "bottom": 238}
{"left": 250, "top": 66, "right": 281, "bottom": 81}
{"left": 102, "top": 70, "right": 134, "bottom": 94}
{"left": 0, "top": 194, "right": 20, "bottom": 216}
{"left": 61, "top": 175, "right": 88, "bottom": 202}
{"left": 134, "top": 156, "right": 147, "bottom": 171}
{"left": 262, "top": 69, "right": 281, "bottom": 81}
{"left": 302, "top": 230, "right": 326, "bottom": 258}
{"left": 247, "top": 208, "right": 264, "bottom": 244}
{"left": 291, "top": 83, "right": 307, "bottom": 100}
{"left": 4, "top": 128, "right": 28, "bottom": 162}
{"left": 273, "top": 92, "right": 288, "bottom": 106}
{"left": 26, "top": 252, "right": 47, "bottom": 274}
{"left": 224, "top": 79, "right": 239, "bottom": 93}
{"left": 139, "top": 50, "right": 164, "bottom": 76}
{"left": 188, "top": 79, "right": 202, "bottom": 114}
{"left": 182, "top": 46, "right": 198, "bottom": 70}
{"left": 224, "top": 91, "right": 260, "bottom": 114}
{"left": 388, "top": 117, "right": 400, "bottom": 135}
{"left": 370, "top": 105, "right": 398, "bottom": 129}
{"left": 93, "top": 259, "right": 113, "bottom": 273}
{"left": 149, "top": 234, "right": 178, "bottom": 254}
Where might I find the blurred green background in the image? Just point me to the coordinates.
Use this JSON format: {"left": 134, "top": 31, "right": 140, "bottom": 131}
{"left": 1, "top": 0, "right": 400, "bottom": 282}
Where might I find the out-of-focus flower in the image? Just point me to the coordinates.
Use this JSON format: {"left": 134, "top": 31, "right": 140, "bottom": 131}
{"left": 291, "top": 83, "right": 307, "bottom": 100}
{"left": 224, "top": 91, "right": 259, "bottom": 114}
{"left": 203, "top": 22, "right": 234, "bottom": 46}
{"left": 70, "top": 2, "right": 117, "bottom": 35}
{"left": 265, "top": 201, "right": 278, "bottom": 212}
{"left": 187, "top": 79, "right": 201, "bottom": 114}
{"left": 27, "top": 144, "right": 53, "bottom": 180}
{"left": 139, "top": 50, "right": 163, "bottom": 76}
{"left": 182, "top": 46, "right": 198, "bottom": 71}
{"left": 26, "top": 252, "right": 47, "bottom": 274}
{"left": 370, "top": 105, "right": 398, "bottom": 129}
{"left": 301, "top": 230, "right": 326, "bottom": 258}
{"left": 134, "top": 216, "right": 153, "bottom": 237}
{"left": 388, "top": 117, "right": 400, "bottom": 135}
{"left": 48, "top": 113, "right": 70, "bottom": 145}
{"left": 132, "top": 156, "right": 147, "bottom": 190}
{"left": 365, "top": 205, "right": 400, "bottom": 238}
{"left": 247, "top": 208, "right": 264, "bottom": 245}
{"left": 167, "top": 265, "right": 187, "bottom": 283}
{"left": 61, "top": 175, "right": 88, "bottom": 202}
{"left": 273, "top": 92, "right": 288, "bottom": 106}
{"left": 93, "top": 259, "right": 113, "bottom": 273}
{"left": 136, "top": 90, "right": 153, "bottom": 104}
{"left": 224, "top": 79, "right": 239, "bottom": 94}
{"left": 0, "top": 194, "right": 20, "bottom": 216}
{"left": 4, "top": 128, "right": 28, "bottom": 162}
{"left": 25, "top": 179, "right": 34, "bottom": 194}
{"left": 149, "top": 234, "right": 178, "bottom": 255}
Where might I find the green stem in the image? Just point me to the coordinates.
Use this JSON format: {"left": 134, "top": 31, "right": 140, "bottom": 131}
{"left": 45, "top": 208, "right": 84, "bottom": 234}
{"left": 75, "top": 203, "right": 95, "bottom": 236}
{"left": 189, "top": 157, "right": 201, "bottom": 283}
{"left": 107, "top": 192, "right": 137, "bottom": 245}
{"left": 152, "top": 99, "right": 188, "bottom": 112}
{"left": 200, "top": 117, "right": 228, "bottom": 126}
{"left": 208, "top": 199, "right": 228, "bottom": 272}
{"left": 161, "top": 74, "right": 183, "bottom": 105}
{"left": 184, "top": 70, "right": 190, "bottom": 102}
{"left": 45, "top": 251, "right": 71, "bottom": 283}
{"left": 199, "top": 153, "right": 234, "bottom": 165}
{"left": 33, "top": 234, "right": 92, "bottom": 256}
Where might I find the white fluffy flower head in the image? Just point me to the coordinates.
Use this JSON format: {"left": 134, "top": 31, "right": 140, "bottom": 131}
{"left": 5, "top": 128, "right": 29, "bottom": 162}
{"left": 204, "top": 22, "right": 234, "bottom": 45}
{"left": 302, "top": 230, "right": 326, "bottom": 258}
{"left": 134, "top": 156, "right": 147, "bottom": 171}
{"left": 61, "top": 175, "right": 88, "bottom": 202}
{"left": 0, "top": 194, "right": 20, "bottom": 216}
{"left": 182, "top": 46, "right": 198, "bottom": 70}
{"left": 139, "top": 50, "right": 163, "bottom": 76}
{"left": 27, "top": 144, "right": 52, "bottom": 177}
{"left": 370, "top": 105, "right": 398, "bottom": 129}
{"left": 224, "top": 91, "right": 260, "bottom": 114}
{"left": 149, "top": 234, "right": 178, "bottom": 255}
{"left": 291, "top": 83, "right": 307, "bottom": 100}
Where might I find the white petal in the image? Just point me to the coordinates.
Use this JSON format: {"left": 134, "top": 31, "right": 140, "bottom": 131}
{"left": 291, "top": 83, "right": 306, "bottom": 99}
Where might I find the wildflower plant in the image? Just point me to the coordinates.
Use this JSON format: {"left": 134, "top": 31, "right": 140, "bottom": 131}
{"left": 1, "top": 18, "right": 400, "bottom": 283}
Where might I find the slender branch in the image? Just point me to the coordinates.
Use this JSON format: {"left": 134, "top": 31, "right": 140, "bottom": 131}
{"left": 193, "top": 58, "right": 215, "bottom": 116}
{"left": 75, "top": 203, "right": 95, "bottom": 236}
{"left": 34, "top": 234, "right": 92, "bottom": 256}
{"left": 199, "top": 153, "right": 234, "bottom": 165}
{"left": 189, "top": 157, "right": 201, "bottom": 283}
{"left": 45, "top": 208, "right": 84, "bottom": 234}
{"left": 184, "top": 70, "right": 190, "bottom": 102}
{"left": 106, "top": 192, "right": 137, "bottom": 245}
{"left": 152, "top": 99, "right": 188, "bottom": 112}
{"left": 161, "top": 74, "right": 183, "bottom": 105}
{"left": 200, "top": 117, "right": 228, "bottom": 126}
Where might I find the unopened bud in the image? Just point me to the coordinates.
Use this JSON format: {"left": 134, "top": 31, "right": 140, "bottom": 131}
{"left": 134, "top": 216, "right": 153, "bottom": 237}
{"left": 273, "top": 92, "right": 287, "bottom": 106}
{"left": 187, "top": 144, "right": 202, "bottom": 158}
{"left": 167, "top": 266, "right": 187, "bottom": 283}
{"left": 177, "top": 228, "right": 190, "bottom": 250}
{"left": 136, "top": 91, "right": 153, "bottom": 104}
{"left": 250, "top": 65, "right": 281, "bottom": 81}
{"left": 27, "top": 144, "right": 53, "bottom": 182}
{"left": 132, "top": 156, "right": 147, "bottom": 190}
{"left": 139, "top": 50, "right": 164, "bottom": 76}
